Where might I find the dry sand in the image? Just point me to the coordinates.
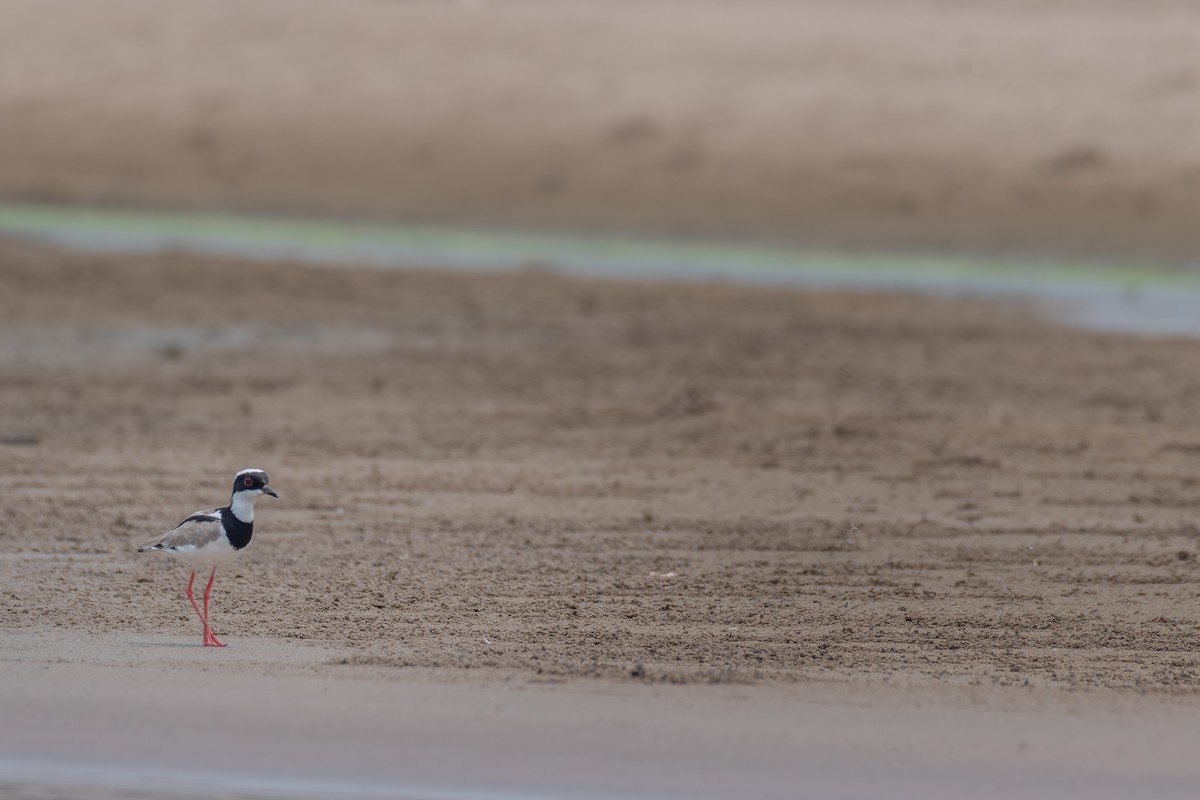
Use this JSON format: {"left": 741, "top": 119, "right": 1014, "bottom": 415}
{"left": 4, "top": 241, "right": 1200, "bottom": 690}
{"left": 1, "top": 0, "right": 1200, "bottom": 261}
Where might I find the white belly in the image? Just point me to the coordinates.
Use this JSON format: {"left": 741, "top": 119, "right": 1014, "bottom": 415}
{"left": 166, "top": 537, "right": 242, "bottom": 564}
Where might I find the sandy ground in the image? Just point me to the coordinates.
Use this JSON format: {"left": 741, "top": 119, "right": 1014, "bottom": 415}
{"left": 1, "top": 0, "right": 1200, "bottom": 262}
{"left": 4, "top": 240, "right": 1200, "bottom": 691}
{"left": 4, "top": 243, "right": 1200, "bottom": 796}
{"left": 5, "top": 243, "right": 1200, "bottom": 794}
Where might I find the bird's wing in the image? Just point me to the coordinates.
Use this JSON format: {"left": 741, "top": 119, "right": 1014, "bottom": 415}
{"left": 137, "top": 511, "right": 224, "bottom": 552}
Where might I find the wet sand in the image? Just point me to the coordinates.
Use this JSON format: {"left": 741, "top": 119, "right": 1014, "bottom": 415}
{"left": 3, "top": 634, "right": 1200, "bottom": 800}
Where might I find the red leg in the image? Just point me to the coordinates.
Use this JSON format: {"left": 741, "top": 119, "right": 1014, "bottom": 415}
{"left": 202, "top": 566, "right": 225, "bottom": 647}
{"left": 184, "top": 569, "right": 210, "bottom": 645}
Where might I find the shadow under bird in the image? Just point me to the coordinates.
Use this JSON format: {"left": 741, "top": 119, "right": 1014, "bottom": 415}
{"left": 138, "top": 469, "right": 279, "bottom": 646}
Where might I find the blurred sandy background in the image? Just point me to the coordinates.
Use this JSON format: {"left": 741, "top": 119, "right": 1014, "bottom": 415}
{"left": 1, "top": 0, "right": 1199, "bottom": 260}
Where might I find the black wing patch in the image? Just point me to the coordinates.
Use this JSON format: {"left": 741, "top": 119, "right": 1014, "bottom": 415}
{"left": 178, "top": 512, "right": 219, "bottom": 528}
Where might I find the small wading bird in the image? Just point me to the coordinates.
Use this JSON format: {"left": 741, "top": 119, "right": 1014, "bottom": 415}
{"left": 138, "top": 469, "right": 279, "bottom": 646}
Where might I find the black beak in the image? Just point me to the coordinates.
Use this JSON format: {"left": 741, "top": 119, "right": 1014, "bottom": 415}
{"left": 263, "top": 486, "right": 279, "bottom": 498}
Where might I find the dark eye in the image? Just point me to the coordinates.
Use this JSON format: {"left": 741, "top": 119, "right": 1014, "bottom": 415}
{"left": 244, "top": 477, "right": 254, "bottom": 487}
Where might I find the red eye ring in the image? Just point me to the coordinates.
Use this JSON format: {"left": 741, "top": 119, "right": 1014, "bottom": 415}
{"left": 243, "top": 477, "right": 254, "bottom": 486}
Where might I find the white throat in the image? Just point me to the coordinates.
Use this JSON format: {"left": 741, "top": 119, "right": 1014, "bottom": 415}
{"left": 230, "top": 490, "right": 259, "bottom": 523}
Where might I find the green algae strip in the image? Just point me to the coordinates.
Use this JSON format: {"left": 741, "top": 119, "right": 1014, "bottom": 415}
{"left": 0, "top": 201, "right": 1195, "bottom": 293}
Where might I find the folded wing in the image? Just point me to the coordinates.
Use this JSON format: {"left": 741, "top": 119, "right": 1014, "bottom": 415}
{"left": 137, "top": 512, "right": 224, "bottom": 553}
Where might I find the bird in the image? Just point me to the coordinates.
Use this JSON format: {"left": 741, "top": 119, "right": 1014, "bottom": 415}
{"left": 138, "top": 468, "right": 279, "bottom": 647}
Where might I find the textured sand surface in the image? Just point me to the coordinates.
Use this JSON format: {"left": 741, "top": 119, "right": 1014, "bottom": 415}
{"left": 3, "top": 241, "right": 1200, "bottom": 691}
{"left": 1, "top": 0, "right": 1199, "bottom": 260}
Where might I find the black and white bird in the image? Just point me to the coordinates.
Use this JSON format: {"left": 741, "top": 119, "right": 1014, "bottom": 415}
{"left": 138, "top": 468, "right": 279, "bottom": 647}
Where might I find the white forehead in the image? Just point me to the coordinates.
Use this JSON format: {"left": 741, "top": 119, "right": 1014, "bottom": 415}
{"left": 236, "top": 468, "right": 267, "bottom": 478}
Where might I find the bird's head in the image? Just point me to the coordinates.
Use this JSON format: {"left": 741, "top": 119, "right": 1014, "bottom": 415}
{"left": 232, "top": 468, "right": 279, "bottom": 500}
